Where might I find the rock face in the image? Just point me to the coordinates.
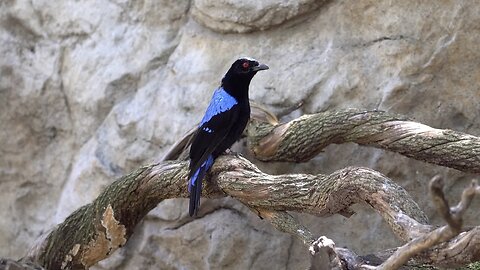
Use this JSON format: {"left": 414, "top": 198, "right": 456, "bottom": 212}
{"left": 1, "top": 0, "right": 479, "bottom": 269}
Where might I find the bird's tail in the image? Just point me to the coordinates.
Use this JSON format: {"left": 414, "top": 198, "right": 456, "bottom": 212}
{"left": 189, "top": 156, "right": 214, "bottom": 217}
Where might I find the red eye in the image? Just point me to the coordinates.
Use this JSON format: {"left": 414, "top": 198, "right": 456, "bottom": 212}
{"left": 242, "top": 62, "right": 249, "bottom": 69}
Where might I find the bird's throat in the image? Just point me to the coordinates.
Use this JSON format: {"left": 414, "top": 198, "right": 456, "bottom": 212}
{"left": 221, "top": 74, "right": 253, "bottom": 101}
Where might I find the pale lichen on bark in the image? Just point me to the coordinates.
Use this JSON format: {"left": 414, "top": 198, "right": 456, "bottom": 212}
{"left": 101, "top": 204, "right": 127, "bottom": 251}
{"left": 79, "top": 204, "right": 127, "bottom": 268}
{"left": 61, "top": 244, "right": 79, "bottom": 270}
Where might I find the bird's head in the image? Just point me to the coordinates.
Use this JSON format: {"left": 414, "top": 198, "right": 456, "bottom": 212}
{"left": 222, "top": 57, "right": 269, "bottom": 98}
{"left": 229, "top": 57, "right": 269, "bottom": 76}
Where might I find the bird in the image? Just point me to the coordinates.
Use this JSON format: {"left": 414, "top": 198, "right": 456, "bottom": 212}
{"left": 188, "top": 57, "right": 269, "bottom": 217}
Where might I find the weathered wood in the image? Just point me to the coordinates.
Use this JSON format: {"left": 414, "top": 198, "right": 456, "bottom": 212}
{"left": 5, "top": 107, "right": 480, "bottom": 270}
{"left": 21, "top": 155, "right": 428, "bottom": 269}
{"left": 27, "top": 162, "right": 188, "bottom": 270}
{"left": 377, "top": 178, "right": 479, "bottom": 270}
{"left": 248, "top": 109, "right": 480, "bottom": 173}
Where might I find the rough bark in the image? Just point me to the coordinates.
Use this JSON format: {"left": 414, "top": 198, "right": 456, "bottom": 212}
{"left": 4, "top": 108, "right": 480, "bottom": 270}
{"left": 248, "top": 108, "right": 480, "bottom": 173}
{"left": 15, "top": 155, "right": 480, "bottom": 270}
{"left": 375, "top": 177, "right": 479, "bottom": 269}
{"left": 19, "top": 155, "right": 428, "bottom": 269}
{"left": 27, "top": 162, "right": 187, "bottom": 269}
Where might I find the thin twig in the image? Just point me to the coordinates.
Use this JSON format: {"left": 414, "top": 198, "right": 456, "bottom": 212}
{"left": 378, "top": 177, "right": 479, "bottom": 270}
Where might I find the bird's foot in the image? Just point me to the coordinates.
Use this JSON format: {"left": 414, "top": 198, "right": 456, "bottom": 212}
{"left": 224, "top": 149, "right": 243, "bottom": 158}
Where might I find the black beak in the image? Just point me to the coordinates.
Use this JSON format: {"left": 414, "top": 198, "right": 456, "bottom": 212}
{"left": 252, "top": 63, "right": 269, "bottom": 72}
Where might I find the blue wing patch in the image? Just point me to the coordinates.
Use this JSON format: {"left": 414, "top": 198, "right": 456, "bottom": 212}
{"left": 200, "top": 87, "right": 238, "bottom": 126}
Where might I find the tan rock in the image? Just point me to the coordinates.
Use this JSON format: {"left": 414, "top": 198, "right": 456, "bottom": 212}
{"left": 1, "top": 0, "right": 479, "bottom": 269}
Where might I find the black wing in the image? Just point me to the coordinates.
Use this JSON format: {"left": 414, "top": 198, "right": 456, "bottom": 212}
{"left": 189, "top": 105, "right": 240, "bottom": 178}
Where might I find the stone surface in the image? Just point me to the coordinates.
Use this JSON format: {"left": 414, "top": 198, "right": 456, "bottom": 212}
{"left": 1, "top": 0, "right": 480, "bottom": 269}
{"left": 191, "top": 0, "right": 328, "bottom": 33}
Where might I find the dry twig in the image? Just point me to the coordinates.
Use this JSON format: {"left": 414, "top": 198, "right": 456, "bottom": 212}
{"left": 377, "top": 176, "right": 479, "bottom": 270}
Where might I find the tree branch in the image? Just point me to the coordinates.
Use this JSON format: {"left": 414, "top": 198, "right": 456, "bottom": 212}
{"left": 377, "top": 177, "right": 480, "bottom": 270}
{"left": 211, "top": 156, "right": 429, "bottom": 241}
{"left": 21, "top": 155, "right": 427, "bottom": 269}
{"left": 24, "top": 162, "right": 188, "bottom": 270}
{"left": 293, "top": 176, "right": 480, "bottom": 270}
{"left": 248, "top": 108, "right": 480, "bottom": 173}
{"left": 9, "top": 107, "right": 480, "bottom": 270}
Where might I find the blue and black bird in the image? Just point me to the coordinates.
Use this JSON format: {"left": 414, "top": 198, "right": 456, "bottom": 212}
{"left": 188, "top": 57, "right": 269, "bottom": 216}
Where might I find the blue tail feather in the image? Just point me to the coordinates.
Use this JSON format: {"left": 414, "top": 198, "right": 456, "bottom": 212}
{"left": 189, "top": 156, "right": 214, "bottom": 216}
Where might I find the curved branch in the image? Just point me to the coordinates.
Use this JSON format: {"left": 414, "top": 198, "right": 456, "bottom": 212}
{"left": 210, "top": 156, "right": 428, "bottom": 241}
{"left": 248, "top": 108, "right": 480, "bottom": 173}
{"left": 25, "top": 162, "right": 188, "bottom": 270}
{"left": 378, "top": 177, "right": 480, "bottom": 270}
{"left": 22, "top": 155, "right": 426, "bottom": 269}
{"left": 290, "top": 176, "right": 480, "bottom": 270}
{"left": 12, "top": 107, "right": 480, "bottom": 269}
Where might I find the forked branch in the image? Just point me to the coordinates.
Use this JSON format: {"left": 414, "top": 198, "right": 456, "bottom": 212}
{"left": 377, "top": 177, "right": 480, "bottom": 270}
{"left": 281, "top": 176, "right": 480, "bottom": 270}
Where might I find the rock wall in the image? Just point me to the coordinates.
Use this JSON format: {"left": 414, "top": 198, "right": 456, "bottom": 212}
{"left": 1, "top": 0, "right": 479, "bottom": 269}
